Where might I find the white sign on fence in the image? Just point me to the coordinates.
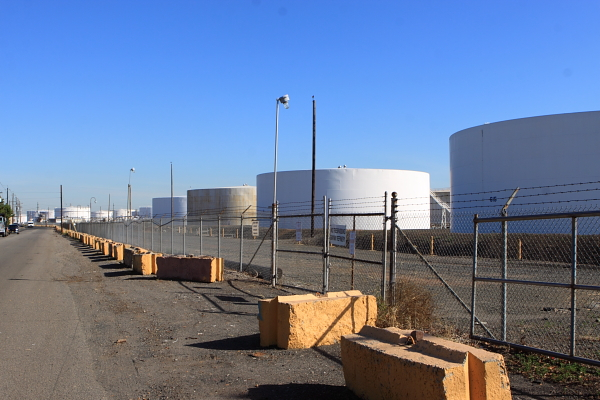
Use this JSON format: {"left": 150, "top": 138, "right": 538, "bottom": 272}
{"left": 349, "top": 231, "right": 356, "bottom": 255}
{"left": 296, "top": 221, "right": 302, "bottom": 241}
{"left": 330, "top": 224, "right": 347, "bottom": 246}
{"left": 252, "top": 220, "right": 260, "bottom": 237}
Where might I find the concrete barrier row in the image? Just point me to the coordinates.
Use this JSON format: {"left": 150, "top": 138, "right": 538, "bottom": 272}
{"left": 60, "top": 227, "right": 510, "bottom": 399}
{"left": 58, "top": 228, "right": 223, "bottom": 283}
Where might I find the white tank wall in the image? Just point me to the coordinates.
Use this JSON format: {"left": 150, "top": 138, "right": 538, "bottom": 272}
{"left": 113, "top": 209, "right": 127, "bottom": 218}
{"left": 54, "top": 206, "right": 90, "bottom": 220}
{"left": 257, "top": 168, "right": 430, "bottom": 230}
{"left": 91, "top": 210, "right": 112, "bottom": 220}
{"left": 152, "top": 197, "right": 187, "bottom": 218}
{"left": 27, "top": 211, "right": 37, "bottom": 221}
{"left": 450, "top": 111, "right": 600, "bottom": 233}
{"left": 187, "top": 186, "right": 256, "bottom": 225}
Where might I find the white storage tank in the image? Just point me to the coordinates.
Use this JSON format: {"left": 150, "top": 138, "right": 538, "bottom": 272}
{"left": 256, "top": 168, "right": 430, "bottom": 230}
{"left": 54, "top": 206, "right": 90, "bottom": 220}
{"left": 449, "top": 111, "right": 600, "bottom": 233}
{"left": 152, "top": 197, "right": 187, "bottom": 219}
{"left": 187, "top": 186, "right": 256, "bottom": 225}
{"left": 91, "top": 210, "right": 112, "bottom": 220}
{"left": 113, "top": 208, "right": 127, "bottom": 219}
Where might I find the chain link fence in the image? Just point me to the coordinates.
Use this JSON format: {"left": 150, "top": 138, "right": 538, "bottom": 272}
{"left": 74, "top": 192, "right": 600, "bottom": 366}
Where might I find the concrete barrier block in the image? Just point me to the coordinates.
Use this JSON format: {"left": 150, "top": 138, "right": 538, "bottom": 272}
{"left": 132, "top": 253, "right": 154, "bottom": 275}
{"left": 258, "top": 291, "right": 377, "bottom": 349}
{"left": 341, "top": 326, "right": 511, "bottom": 400}
{"left": 123, "top": 246, "right": 145, "bottom": 267}
{"left": 111, "top": 242, "right": 125, "bottom": 261}
{"left": 156, "top": 256, "right": 224, "bottom": 282}
{"left": 101, "top": 241, "right": 111, "bottom": 256}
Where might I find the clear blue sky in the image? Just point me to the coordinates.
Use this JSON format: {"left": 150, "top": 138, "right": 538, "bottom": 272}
{"left": 1, "top": 0, "right": 599, "bottom": 213}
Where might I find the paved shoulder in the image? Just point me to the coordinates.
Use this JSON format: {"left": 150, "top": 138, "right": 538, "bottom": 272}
{"left": 0, "top": 229, "right": 109, "bottom": 400}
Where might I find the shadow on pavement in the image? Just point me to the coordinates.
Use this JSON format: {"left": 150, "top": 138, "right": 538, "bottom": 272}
{"left": 104, "top": 270, "right": 137, "bottom": 278}
{"left": 244, "top": 383, "right": 360, "bottom": 400}
{"left": 187, "top": 334, "right": 262, "bottom": 351}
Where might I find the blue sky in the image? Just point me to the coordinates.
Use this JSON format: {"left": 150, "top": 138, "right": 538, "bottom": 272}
{"left": 1, "top": 0, "right": 599, "bottom": 213}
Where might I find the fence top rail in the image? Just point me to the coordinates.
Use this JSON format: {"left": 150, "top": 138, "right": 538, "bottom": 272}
{"left": 474, "top": 209, "right": 600, "bottom": 223}
{"left": 328, "top": 212, "right": 386, "bottom": 217}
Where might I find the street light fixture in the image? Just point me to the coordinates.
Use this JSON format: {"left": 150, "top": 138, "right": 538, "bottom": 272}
{"left": 272, "top": 94, "right": 289, "bottom": 287}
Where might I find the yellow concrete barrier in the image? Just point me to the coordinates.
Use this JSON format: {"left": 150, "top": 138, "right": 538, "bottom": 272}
{"left": 132, "top": 252, "right": 162, "bottom": 275}
{"left": 101, "top": 240, "right": 111, "bottom": 256}
{"left": 341, "top": 326, "right": 511, "bottom": 400}
{"left": 123, "top": 247, "right": 147, "bottom": 267}
{"left": 110, "top": 242, "right": 127, "bottom": 261}
{"left": 258, "top": 290, "right": 377, "bottom": 349}
{"left": 155, "top": 255, "right": 224, "bottom": 282}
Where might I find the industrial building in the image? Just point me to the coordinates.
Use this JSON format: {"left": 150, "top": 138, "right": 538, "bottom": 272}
{"left": 449, "top": 111, "right": 600, "bottom": 232}
{"left": 138, "top": 206, "right": 152, "bottom": 218}
{"left": 256, "top": 168, "right": 430, "bottom": 230}
{"left": 187, "top": 186, "right": 256, "bottom": 225}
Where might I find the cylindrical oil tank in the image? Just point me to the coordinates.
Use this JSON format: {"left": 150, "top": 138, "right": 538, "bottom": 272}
{"left": 113, "top": 209, "right": 127, "bottom": 219}
{"left": 91, "top": 210, "right": 112, "bottom": 220}
{"left": 152, "top": 197, "right": 187, "bottom": 219}
{"left": 187, "top": 186, "right": 256, "bottom": 225}
{"left": 450, "top": 111, "right": 600, "bottom": 233}
{"left": 54, "top": 206, "right": 90, "bottom": 220}
{"left": 27, "top": 211, "right": 37, "bottom": 221}
{"left": 256, "top": 168, "right": 430, "bottom": 230}
{"left": 138, "top": 206, "right": 152, "bottom": 218}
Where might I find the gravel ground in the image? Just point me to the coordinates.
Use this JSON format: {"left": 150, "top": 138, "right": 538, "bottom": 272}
{"left": 58, "top": 232, "right": 596, "bottom": 399}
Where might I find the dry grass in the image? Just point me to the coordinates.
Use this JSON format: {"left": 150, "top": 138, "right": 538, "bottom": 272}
{"left": 376, "top": 278, "right": 435, "bottom": 330}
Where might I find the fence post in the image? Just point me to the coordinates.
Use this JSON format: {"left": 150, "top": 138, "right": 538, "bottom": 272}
{"left": 471, "top": 214, "right": 479, "bottom": 337}
{"left": 160, "top": 217, "right": 163, "bottom": 253}
{"left": 389, "top": 192, "right": 398, "bottom": 302}
{"left": 381, "top": 192, "right": 388, "bottom": 302}
{"left": 570, "top": 217, "right": 578, "bottom": 357}
{"left": 322, "top": 196, "right": 329, "bottom": 294}
{"left": 218, "top": 215, "right": 221, "bottom": 259}
{"left": 239, "top": 213, "right": 244, "bottom": 272}
{"left": 183, "top": 215, "right": 187, "bottom": 255}
{"left": 200, "top": 216, "right": 203, "bottom": 255}
{"left": 501, "top": 215, "right": 508, "bottom": 341}
{"left": 271, "top": 202, "right": 278, "bottom": 287}
{"left": 351, "top": 215, "right": 356, "bottom": 290}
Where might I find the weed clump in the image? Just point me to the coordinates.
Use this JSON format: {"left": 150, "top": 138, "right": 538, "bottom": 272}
{"left": 376, "top": 278, "right": 435, "bottom": 330}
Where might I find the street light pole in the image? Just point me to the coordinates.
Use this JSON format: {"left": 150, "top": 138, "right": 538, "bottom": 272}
{"left": 272, "top": 94, "right": 289, "bottom": 287}
{"left": 90, "top": 197, "right": 96, "bottom": 223}
{"left": 128, "top": 168, "right": 135, "bottom": 219}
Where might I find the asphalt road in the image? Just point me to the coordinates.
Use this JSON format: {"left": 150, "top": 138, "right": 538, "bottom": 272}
{"left": 0, "top": 227, "right": 109, "bottom": 399}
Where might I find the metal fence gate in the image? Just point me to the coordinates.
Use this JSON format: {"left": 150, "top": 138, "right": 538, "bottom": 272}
{"left": 472, "top": 210, "right": 600, "bottom": 366}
